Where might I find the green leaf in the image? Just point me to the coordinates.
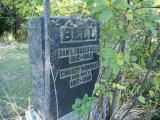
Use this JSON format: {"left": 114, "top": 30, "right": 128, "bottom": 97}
{"left": 152, "top": 78, "right": 160, "bottom": 90}
{"left": 83, "top": 94, "right": 89, "bottom": 102}
{"left": 111, "top": 62, "right": 120, "bottom": 75}
{"left": 85, "top": 0, "right": 94, "bottom": 5}
{"left": 131, "top": 56, "right": 138, "bottom": 62}
{"left": 113, "top": 0, "right": 121, "bottom": 6}
{"left": 113, "top": 0, "right": 131, "bottom": 10}
{"left": 72, "top": 104, "right": 77, "bottom": 110}
{"left": 132, "top": 63, "right": 141, "bottom": 70}
{"left": 123, "top": 53, "right": 130, "bottom": 62}
{"left": 101, "top": 60, "right": 110, "bottom": 67}
{"left": 101, "top": 84, "right": 106, "bottom": 94}
{"left": 96, "top": 0, "right": 106, "bottom": 6}
{"left": 112, "top": 83, "right": 126, "bottom": 90}
{"left": 138, "top": 96, "right": 146, "bottom": 104}
{"left": 126, "top": 13, "right": 134, "bottom": 20}
{"left": 102, "top": 69, "right": 112, "bottom": 79}
{"left": 104, "top": 49, "right": 115, "bottom": 58}
{"left": 74, "top": 98, "right": 81, "bottom": 106}
{"left": 105, "top": 92, "right": 112, "bottom": 99}
{"left": 145, "top": 22, "right": 157, "bottom": 37}
{"left": 100, "top": 48, "right": 115, "bottom": 61}
{"left": 99, "top": 10, "right": 113, "bottom": 25}
{"left": 141, "top": 1, "right": 153, "bottom": 8}
{"left": 149, "top": 90, "right": 155, "bottom": 97}
{"left": 72, "top": 98, "right": 82, "bottom": 109}
{"left": 148, "top": 14, "right": 160, "bottom": 21}
{"left": 91, "top": 5, "right": 105, "bottom": 15}
{"left": 117, "top": 52, "right": 124, "bottom": 65}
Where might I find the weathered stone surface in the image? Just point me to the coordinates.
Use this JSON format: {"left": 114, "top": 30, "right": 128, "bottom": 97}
{"left": 28, "top": 16, "right": 100, "bottom": 119}
{"left": 28, "top": 17, "right": 45, "bottom": 119}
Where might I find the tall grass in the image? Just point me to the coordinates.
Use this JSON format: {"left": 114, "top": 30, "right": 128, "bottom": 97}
{"left": 0, "top": 43, "right": 32, "bottom": 119}
{"left": 0, "top": 32, "right": 16, "bottom": 45}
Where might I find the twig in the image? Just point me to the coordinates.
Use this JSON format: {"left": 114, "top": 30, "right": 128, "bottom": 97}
{"left": 92, "top": 66, "right": 105, "bottom": 96}
{"left": 0, "top": 111, "right": 5, "bottom": 120}
{"left": 134, "top": 6, "right": 160, "bottom": 11}
{"left": 50, "top": 64, "right": 59, "bottom": 118}
{"left": 0, "top": 98, "right": 26, "bottom": 111}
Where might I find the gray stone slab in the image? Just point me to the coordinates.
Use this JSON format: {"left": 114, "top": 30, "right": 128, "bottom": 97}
{"left": 28, "top": 16, "right": 100, "bottom": 120}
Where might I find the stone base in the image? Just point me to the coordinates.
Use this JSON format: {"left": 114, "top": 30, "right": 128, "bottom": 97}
{"left": 25, "top": 97, "right": 107, "bottom": 120}
{"left": 25, "top": 110, "right": 42, "bottom": 120}
{"left": 58, "top": 112, "right": 80, "bottom": 120}
{"left": 25, "top": 110, "right": 80, "bottom": 120}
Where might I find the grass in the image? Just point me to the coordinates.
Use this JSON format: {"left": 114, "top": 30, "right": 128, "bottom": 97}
{"left": 0, "top": 43, "right": 32, "bottom": 119}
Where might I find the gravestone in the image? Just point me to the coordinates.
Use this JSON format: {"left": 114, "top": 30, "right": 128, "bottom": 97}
{"left": 28, "top": 16, "right": 100, "bottom": 120}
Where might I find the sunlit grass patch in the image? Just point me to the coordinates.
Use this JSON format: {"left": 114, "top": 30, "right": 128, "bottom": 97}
{"left": 0, "top": 43, "right": 32, "bottom": 119}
